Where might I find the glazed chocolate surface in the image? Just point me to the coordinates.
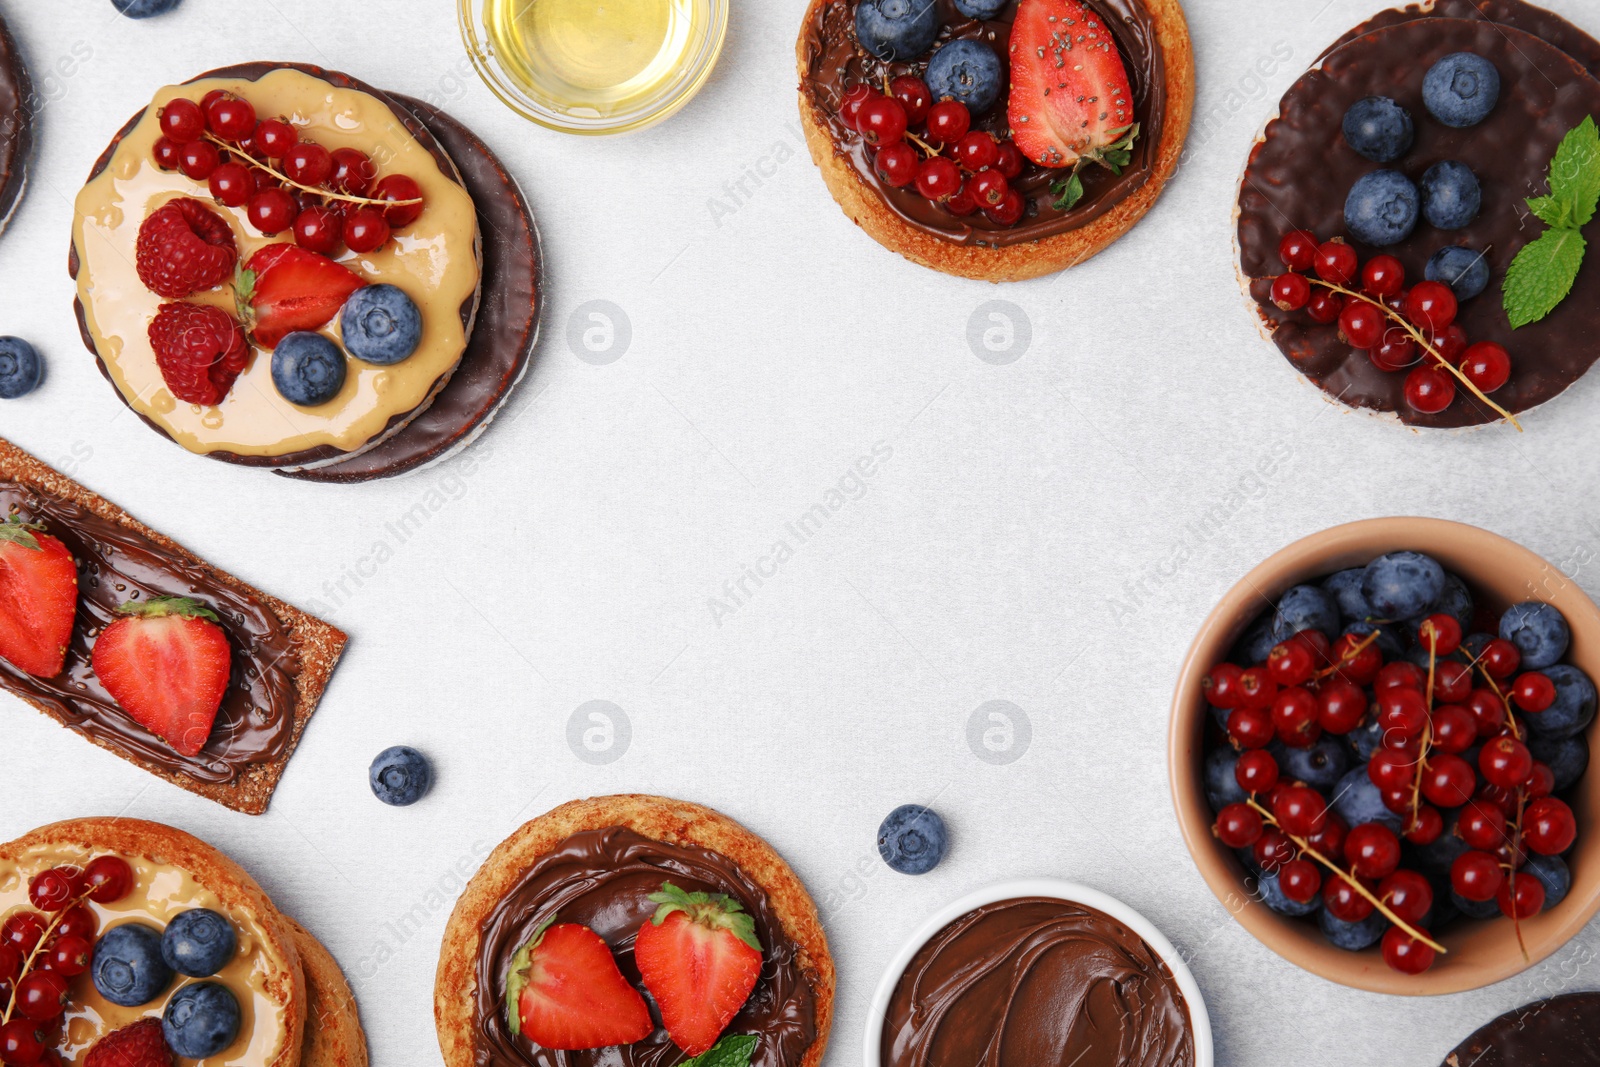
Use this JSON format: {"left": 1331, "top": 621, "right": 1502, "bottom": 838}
{"left": 1237, "top": 7, "right": 1600, "bottom": 427}
{"left": 1441, "top": 992, "right": 1600, "bottom": 1066}
{"left": 473, "top": 827, "right": 817, "bottom": 1067}
{"left": 0, "top": 13, "right": 32, "bottom": 234}
{"left": 881, "top": 897, "right": 1192, "bottom": 1067}
{"left": 1325, "top": 0, "right": 1600, "bottom": 71}
{"left": 0, "top": 482, "right": 301, "bottom": 784}
{"left": 800, "top": 0, "right": 1166, "bottom": 248}
{"left": 280, "top": 94, "right": 540, "bottom": 484}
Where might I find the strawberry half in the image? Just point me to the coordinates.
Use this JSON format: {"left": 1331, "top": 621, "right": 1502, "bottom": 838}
{"left": 86, "top": 1018, "right": 172, "bottom": 1067}
{"left": 634, "top": 882, "right": 763, "bottom": 1057}
{"left": 91, "top": 596, "right": 231, "bottom": 757}
{"left": 0, "top": 518, "right": 77, "bottom": 677}
{"left": 506, "top": 919, "right": 652, "bottom": 1051}
{"left": 237, "top": 244, "right": 366, "bottom": 349}
{"left": 1008, "top": 0, "right": 1139, "bottom": 184}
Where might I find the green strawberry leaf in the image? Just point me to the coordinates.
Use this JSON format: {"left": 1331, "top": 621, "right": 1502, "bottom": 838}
{"left": 504, "top": 915, "right": 556, "bottom": 1039}
{"left": 647, "top": 882, "right": 762, "bottom": 954}
{"left": 233, "top": 265, "right": 258, "bottom": 330}
{"left": 115, "top": 595, "right": 220, "bottom": 622}
{"left": 1503, "top": 227, "right": 1587, "bottom": 329}
{"left": 681, "top": 1034, "right": 758, "bottom": 1067}
{"left": 1051, "top": 171, "right": 1085, "bottom": 212}
{"left": 0, "top": 516, "right": 43, "bottom": 552}
{"left": 1546, "top": 114, "right": 1600, "bottom": 228}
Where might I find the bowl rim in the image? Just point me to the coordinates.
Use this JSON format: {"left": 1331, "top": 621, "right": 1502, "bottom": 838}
{"left": 456, "top": 0, "right": 730, "bottom": 135}
{"left": 1168, "top": 516, "right": 1600, "bottom": 995}
{"left": 860, "top": 877, "right": 1215, "bottom": 1067}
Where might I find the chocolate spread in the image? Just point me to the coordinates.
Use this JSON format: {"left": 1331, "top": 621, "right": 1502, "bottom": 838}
{"left": 1441, "top": 992, "right": 1600, "bottom": 1066}
{"left": 799, "top": 0, "right": 1167, "bottom": 248}
{"left": 1236, "top": 3, "right": 1600, "bottom": 427}
{"left": 472, "top": 828, "right": 817, "bottom": 1067}
{"left": 0, "top": 482, "right": 301, "bottom": 784}
{"left": 881, "top": 897, "right": 1192, "bottom": 1067}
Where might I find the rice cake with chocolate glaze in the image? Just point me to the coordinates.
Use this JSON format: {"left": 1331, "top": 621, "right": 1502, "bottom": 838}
{"left": 284, "top": 917, "right": 370, "bottom": 1067}
{"left": 0, "top": 817, "right": 308, "bottom": 1067}
{"left": 70, "top": 62, "right": 482, "bottom": 470}
{"left": 279, "top": 94, "right": 540, "bottom": 484}
{"left": 1323, "top": 0, "right": 1600, "bottom": 71}
{"left": 796, "top": 0, "right": 1194, "bottom": 282}
{"left": 1441, "top": 992, "right": 1600, "bottom": 1066}
{"left": 1235, "top": 6, "right": 1600, "bottom": 427}
{"left": 0, "top": 436, "right": 346, "bottom": 814}
{"left": 435, "top": 794, "right": 834, "bottom": 1067}
{"left": 0, "top": 13, "right": 33, "bottom": 239}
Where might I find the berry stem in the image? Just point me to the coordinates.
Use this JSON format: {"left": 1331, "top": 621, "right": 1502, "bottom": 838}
{"left": 1507, "top": 788, "right": 1530, "bottom": 962}
{"left": 1465, "top": 649, "right": 1521, "bottom": 741}
{"left": 1409, "top": 642, "right": 1439, "bottom": 822}
{"left": 1, "top": 886, "right": 94, "bottom": 1026}
{"left": 200, "top": 133, "right": 422, "bottom": 209}
{"left": 1314, "top": 630, "right": 1380, "bottom": 680}
{"left": 1246, "top": 798, "right": 1447, "bottom": 953}
{"left": 905, "top": 132, "right": 941, "bottom": 158}
{"left": 1303, "top": 277, "right": 1523, "bottom": 431}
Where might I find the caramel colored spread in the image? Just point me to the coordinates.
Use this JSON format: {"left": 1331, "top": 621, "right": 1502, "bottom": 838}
{"left": 472, "top": 828, "right": 817, "bottom": 1067}
{"left": 799, "top": 0, "right": 1167, "bottom": 248}
{"left": 0, "top": 481, "right": 300, "bottom": 785}
{"left": 71, "top": 69, "right": 481, "bottom": 458}
{"left": 0, "top": 844, "right": 290, "bottom": 1067}
{"left": 881, "top": 897, "right": 1192, "bottom": 1067}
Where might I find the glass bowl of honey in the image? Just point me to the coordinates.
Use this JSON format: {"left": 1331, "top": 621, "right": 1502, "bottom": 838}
{"left": 458, "top": 0, "right": 729, "bottom": 134}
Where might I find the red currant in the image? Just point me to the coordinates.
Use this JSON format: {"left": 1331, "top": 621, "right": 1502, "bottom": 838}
{"left": 1523, "top": 796, "right": 1577, "bottom": 855}
{"left": 1362, "top": 254, "right": 1405, "bottom": 297}
{"left": 1376, "top": 686, "right": 1428, "bottom": 739}
{"left": 16, "top": 970, "right": 67, "bottom": 1021}
{"left": 205, "top": 94, "right": 257, "bottom": 142}
{"left": 1234, "top": 748, "right": 1280, "bottom": 794}
{"left": 994, "top": 141, "right": 1025, "bottom": 179}
{"left": 373, "top": 174, "right": 425, "bottom": 227}
{"left": 1279, "top": 858, "right": 1322, "bottom": 903}
{"left": 839, "top": 84, "right": 874, "bottom": 131}
{"left": 1465, "top": 689, "right": 1508, "bottom": 738}
{"left": 54, "top": 905, "right": 96, "bottom": 942}
{"left": 292, "top": 205, "right": 343, "bottom": 255}
{"left": 1368, "top": 747, "right": 1416, "bottom": 791}
{"left": 343, "top": 208, "right": 391, "bottom": 253}
{"left": 1338, "top": 298, "right": 1386, "bottom": 349}
{"left": 1427, "top": 323, "right": 1468, "bottom": 364}
{"left": 46, "top": 935, "right": 91, "bottom": 978}
{"left": 329, "top": 147, "right": 377, "bottom": 196}
{"left": 1435, "top": 661, "right": 1473, "bottom": 704}
{"left": 984, "top": 187, "right": 1023, "bottom": 226}
{"left": 1305, "top": 290, "right": 1343, "bottom": 324}
{"left": 1254, "top": 827, "right": 1295, "bottom": 871}
{"left": 1228, "top": 705, "right": 1275, "bottom": 749}
{"left": 1271, "top": 273, "right": 1311, "bottom": 312}
{"left": 28, "top": 867, "right": 81, "bottom": 912}
{"left": 1378, "top": 869, "right": 1433, "bottom": 923}
{"left": 971, "top": 169, "right": 1010, "bottom": 208}
{"left": 1460, "top": 341, "right": 1510, "bottom": 393}
{"left": 283, "top": 142, "right": 333, "bottom": 186}
{"left": 247, "top": 188, "right": 297, "bottom": 235}
{"left": 1479, "top": 639, "right": 1521, "bottom": 680}
{"left": 1457, "top": 798, "right": 1509, "bottom": 850}
{"left": 1450, "top": 849, "right": 1504, "bottom": 901}
{"left": 1314, "top": 240, "right": 1359, "bottom": 285}
{"left": 208, "top": 161, "right": 254, "bottom": 208}
{"left": 926, "top": 100, "right": 971, "bottom": 143}
{"left": 946, "top": 179, "right": 978, "bottom": 217}
{"left": 1267, "top": 640, "right": 1316, "bottom": 687}
{"left": 152, "top": 136, "right": 183, "bottom": 171}
{"left": 1416, "top": 614, "right": 1462, "bottom": 656}
{"left": 84, "top": 855, "right": 132, "bottom": 904}
{"left": 1316, "top": 678, "right": 1368, "bottom": 734}
{"left": 1236, "top": 667, "right": 1278, "bottom": 710}
{"left": 1330, "top": 634, "right": 1382, "bottom": 686}
{"left": 160, "top": 98, "right": 206, "bottom": 143}
{"left": 889, "top": 75, "right": 931, "bottom": 125}
{"left": 1479, "top": 736, "right": 1533, "bottom": 789}
{"left": 1345, "top": 822, "right": 1402, "bottom": 880}
{"left": 1525, "top": 761, "right": 1556, "bottom": 798}
{"left": 1369, "top": 331, "right": 1417, "bottom": 372}
{"left": 1273, "top": 785, "right": 1328, "bottom": 837}
{"left": 251, "top": 117, "right": 298, "bottom": 158}
{"left": 1404, "top": 364, "right": 1456, "bottom": 414}
{"left": 0, "top": 1019, "right": 45, "bottom": 1066}
{"left": 874, "top": 142, "right": 920, "bottom": 187}
{"left": 1213, "top": 802, "right": 1264, "bottom": 848}
{"left": 1306, "top": 811, "right": 1348, "bottom": 858}
{"left": 1497, "top": 870, "right": 1545, "bottom": 919}
{"left": 1, "top": 913, "right": 46, "bottom": 954}
{"left": 0, "top": 943, "right": 19, "bottom": 983}
{"left": 952, "top": 131, "right": 1000, "bottom": 172}
{"left": 858, "top": 96, "right": 908, "bottom": 147}
{"left": 1323, "top": 873, "right": 1375, "bottom": 922}
{"left": 1204, "top": 662, "right": 1244, "bottom": 709}
{"left": 1421, "top": 752, "right": 1477, "bottom": 808}
{"left": 1403, "top": 804, "right": 1443, "bottom": 845}
{"left": 1382, "top": 926, "right": 1436, "bottom": 974}
{"left": 914, "top": 157, "right": 962, "bottom": 201}
{"left": 1278, "top": 229, "right": 1319, "bottom": 272}
{"left": 1405, "top": 281, "right": 1458, "bottom": 331}
{"left": 1272, "top": 686, "right": 1321, "bottom": 748}
{"left": 1375, "top": 662, "right": 1425, "bottom": 692}
{"left": 1476, "top": 781, "right": 1518, "bottom": 816}
{"left": 1429, "top": 703, "right": 1476, "bottom": 754}
{"left": 178, "top": 140, "right": 221, "bottom": 181}
{"left": 1512, "top": 671, "right": 1556, "bottom": 713}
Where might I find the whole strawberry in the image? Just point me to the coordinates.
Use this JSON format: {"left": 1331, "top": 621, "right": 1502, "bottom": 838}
{"left": 92, "top": 596, "right": 232, "bottom": 757}
{"left": 85, "top": 1017, "right": 173, "bottom": 1067}
{"left": 0, "top": 517, "right": 78, "bottom": 677}
{"left": 148, "top": 302, "right": 248, "bottom": 406}
{"left": 136, "top": 198, "right": 238, "bottom": 299}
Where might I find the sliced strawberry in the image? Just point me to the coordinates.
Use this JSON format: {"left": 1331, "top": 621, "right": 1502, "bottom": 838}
{"left": 236, "top": 244, "right": 365, "bottom": 349}
{"left": 0, "top": 519, "right": 78, "bottom": 677}
{"left": 1008, "top": 0, "right": 1139, "bottom": 178}
{"left": 86, "top": 1018, "right": 172, "bottom": 1067}
{"left": 507, "top": 919, "right": 652, "bottom": 1051}
{"left": 634, "top": 882, "right": 763, "bottom": 1057}
{"left": 91, "top": 596, "right": 231, "bottom": 757}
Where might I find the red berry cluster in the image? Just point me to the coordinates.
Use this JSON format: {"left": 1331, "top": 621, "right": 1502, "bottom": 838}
{"left": 1207, "top": 619, "right": 1578, "bottom": 975}
{"left": 151, "top": 91, "right": 426, "bottom": 257}
{"left": 839, "top": 79, "right": 1027, "bottom": 226}
{"left": 1, "top": 857, "right": 134, "bottom": 1065}
{"left": 1270, "top": 231, "right": 1514, "bottom": 419}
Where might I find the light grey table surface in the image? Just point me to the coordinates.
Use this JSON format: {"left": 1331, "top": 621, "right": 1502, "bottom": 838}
{"left": 2, "top": 1, "right": 1598, "bottom": 1064}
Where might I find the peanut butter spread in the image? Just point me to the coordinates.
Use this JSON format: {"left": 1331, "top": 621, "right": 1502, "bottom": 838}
{"left": 71, "top": 69, "right": 481, "bottom": 459}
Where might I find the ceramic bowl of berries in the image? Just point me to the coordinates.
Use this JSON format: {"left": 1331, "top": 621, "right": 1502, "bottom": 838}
{"left": 1169, "top": 517, "right": 1600, "bottom": 994}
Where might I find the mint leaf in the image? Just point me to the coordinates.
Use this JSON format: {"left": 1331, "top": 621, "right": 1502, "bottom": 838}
{"left": 1504, "top": 227, "right": 1587, "bottom": 329}
{"left": 682, "top": 1035, "right": 758, "bottom": 1067}
{"left": 1052, "top": 171, "right": 1084, "bottom": 211}
{"left": 1527, "top": 194, "right": 1572, "bottom": 229}
{"left": 1546, "top": 115, "right": 1600, "bottom": 227}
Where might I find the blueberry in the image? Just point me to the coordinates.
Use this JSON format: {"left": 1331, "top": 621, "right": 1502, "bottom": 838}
{"left": 1345, "top": 170, "right": 1420, "bottom": 247}
{"left": 93, "top": 923, "right": 173, "bottom": 1006}
{"left": 1425, "top": 889, "right": 1459, "bottom": 930}
{"left": 1332, "top": 767, "right": 1402, "bottom": 833}
{"left": 953, "top": 0, "right": 1007, "bottom": 16}
{"left": 271, "top": 332, "right": 347, "bottom": 407}
{"left": 1404, "top": 644, "right": 1465, "bottom": 670}
{"left": 1345, "top": 620, "right": 1407, "bottom": 660}
{"left": 1276, "top": 738, "right": 1349, "bottom": 793}
{"left": 1425, "top": 573, "right": 1474, "bottom": 632}
{"left": 1341, "top": 97, "right": 1414, "bottom": 163}
{"left": 877, "top": 804, "right": 948, "bottom": 875}
{"left": 1319, "top": 908, "right": 1388, "bottom": 950}
{"left": 1462, "top": 632, "right": 1497, "bottom": 660}
{"left": 341, "top": 285, "right": 422, "bottom": 366}
{"left": 0, "top": 337, "right": 41, "bottom": 399}
{"left": 1527, "top": 734, "right": 1589, "bottom": 792}
{"left": 369, "top": 745, "right": 432, "bottom": 806}
{"left": 1324, "top": 569, "right": 1373, "bottom": 622}
{"left": 854, "top": 0, "right": 940, "bottom": 62}
{"left": 1347, "top": 717, "right": 1387, "bottom": 763}
{"left": 1525, "top": 665, "right": 1596, "bottom": 740}
{"left": 1419, "top": 162, "right": 1481, "bottom": 230}
{"left": 163, "top": 981, "right": 241, "bottom": 1058}
{"left": 1410, "top": 814, "right": 1470, "bottom": 874}
{"left": 1423, "top": 247, "right": 1491, "bottom": 304}
{"left": 1525, "top": 854, "right": 1571, "bottom": 910}
{"left": 1272, "top": 584, "right": 1341, "bottom": 642}
{"left": 1451, "top": 890, "right": 1500, "bottom": 920}
{"left": 1233, "top": 616, "right": 1278, "bottom": 666}
{"left": 1205, "top": 748, "right": 1247, "bottom": 811}
{"left": 924, "top": 39, "right": 1004, "bottom": 116}
{"left": 1257, "top": 872, "right": 1320, "bottom": 917}
{"left": 111, "top": 0, "right": 182, "bottom": 15}
{"left": 1424, "top": 52, "right": 1500, "bottom": 128}
{"left": 161, "top": 909, "right": 236, "bottom": 977}
{"left": 1362, "top": 552, "right": 1444, "bottom": 620}
{"left": 1499, "top": 602, "right": 1570, "bottom": 670}
{"left": 1209, "top": 702, "right": 1233, "bottom": 732}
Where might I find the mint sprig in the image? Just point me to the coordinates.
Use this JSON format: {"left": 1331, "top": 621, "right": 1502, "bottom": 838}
{"left": 1503, "top": 115, "right": 1600, "bottom": 328}
{"left": 681, "top": 1035, "right": 758, "bottom": 1067}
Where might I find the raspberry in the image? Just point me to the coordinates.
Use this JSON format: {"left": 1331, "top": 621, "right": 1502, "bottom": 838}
{"left": 135, "top": 198, "right": 238, "bottom": 299}
{"left": 148, "top": 303, "right": 249, "bottom": 406}
{"left": 86, "top": 1018, "right": 172, "bottom": 1067}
